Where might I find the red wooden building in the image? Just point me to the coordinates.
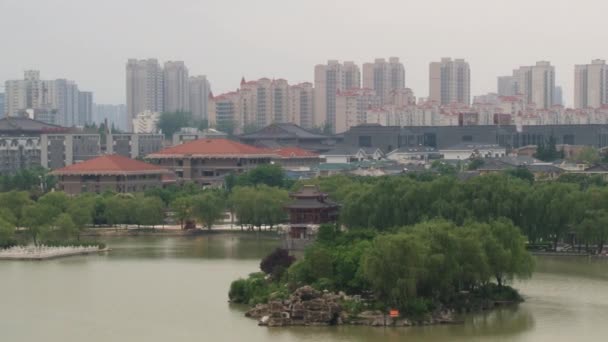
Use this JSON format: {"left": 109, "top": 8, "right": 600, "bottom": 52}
{"left": 284, "top": 185, "right": 339, "bottom": 239}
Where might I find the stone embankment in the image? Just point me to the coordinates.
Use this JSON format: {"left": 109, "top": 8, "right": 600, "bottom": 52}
{"left": 245, "top": 286, "right": 458, "bottom": 327}
{"left": 0, "top": 245, "right": 109, "bottom": 260}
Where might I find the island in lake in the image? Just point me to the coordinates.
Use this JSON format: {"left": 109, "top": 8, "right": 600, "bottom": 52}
{"left": 229, "top": 219, "right": 534, "bottom": 327}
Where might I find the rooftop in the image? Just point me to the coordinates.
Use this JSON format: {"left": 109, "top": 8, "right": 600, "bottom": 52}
{"left": 0, "top": 116, "right": 69, "bottom": 134}
{"left": 239, "top": 123, "right": 331, "bottom": 140}
{"left": 147, "top": 138, "right": 275, "bottom": 158}
{"left": 273, "top": 147, "right": 319, "bottom": 158}
{"left": 51, "top": 154, "right": 170, "bottom": 176}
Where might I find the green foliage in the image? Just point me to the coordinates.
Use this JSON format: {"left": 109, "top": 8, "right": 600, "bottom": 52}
{"left": 467, "top": 158, "right": 485, "bottom": 170}
{"left": 157, "top": 111, "right": 196, "bottom": 139}
{"left": 504, "top": 167, "right": 535, "bottom": 183}
{"left": 192, "top": 191, "right": 226, "bottom": 229}
{"left": 230, "top": 185, "right": 289, "bottom": 229}
{"left": 235, "top": 164, "right": 291, "bottom": 189}
{"left": 0, "top": 167, "right": 55, "bottom": 193}
{"left": 170, "top": 196, "right": 195, "bottom": 229}
{"left": 51, "top": 213, "right": 79, "bottom": 241}
{"left": 0, "top": 216, "right": 16, "bottom": 248}
{"left": 534, "top": 136, "right": 564, "bottom": 162}
{"left": 229, "top": 272, "right": 288, "bottom": 305}
{"left": 573, "top": 146, "right": 600, "bottom": 164}
{"left": 135, "top": 197, "right": 165, "bottom": 227}
{"left": 260, "top": 248, "right": 295, "bottom": 279}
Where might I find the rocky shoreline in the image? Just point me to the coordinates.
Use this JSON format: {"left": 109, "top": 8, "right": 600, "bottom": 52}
{"left": 244, "top": 286, "right": 462, "bottom": 327}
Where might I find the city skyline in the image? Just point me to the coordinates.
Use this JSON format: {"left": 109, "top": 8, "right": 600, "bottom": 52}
{"left": 1, "top": 0, "right": 607, "bottom": 106}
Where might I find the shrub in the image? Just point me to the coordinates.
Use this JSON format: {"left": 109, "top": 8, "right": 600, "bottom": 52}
{"left": 260, "top": 248, "right": 295, "bottom": 279}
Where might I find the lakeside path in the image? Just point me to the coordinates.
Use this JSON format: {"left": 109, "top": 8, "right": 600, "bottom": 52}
{"left": 81, "top": 223, "right": 285, "bottom": 237}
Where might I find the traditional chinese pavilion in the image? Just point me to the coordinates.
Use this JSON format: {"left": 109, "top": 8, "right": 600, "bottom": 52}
{"left": 284, "top": 185, "right": 339, "bottom": 240}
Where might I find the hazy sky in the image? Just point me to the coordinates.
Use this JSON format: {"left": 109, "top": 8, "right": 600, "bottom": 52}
{"left": 1, "top": 0, "right": 606, "bottom": 106}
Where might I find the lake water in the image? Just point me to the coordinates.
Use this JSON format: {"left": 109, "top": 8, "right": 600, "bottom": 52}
{"left": 1, "top": 234, "right": 608, "bottom": 342}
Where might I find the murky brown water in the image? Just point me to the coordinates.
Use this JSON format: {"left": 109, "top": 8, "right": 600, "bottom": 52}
{"left": 1, "top": 234, "right": 607, "bottom": 342}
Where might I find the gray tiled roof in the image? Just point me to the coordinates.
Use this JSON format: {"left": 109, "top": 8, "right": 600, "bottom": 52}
{"left": 0, "top": 117, "right": 66, "bottom": 133}
{"left": 239, "top": 123, "right": 330, "bottom": 140}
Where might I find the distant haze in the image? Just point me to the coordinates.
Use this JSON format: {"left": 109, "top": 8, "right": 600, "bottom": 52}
{"left": 1, "top": 0, "right": 606, "bottom": 106}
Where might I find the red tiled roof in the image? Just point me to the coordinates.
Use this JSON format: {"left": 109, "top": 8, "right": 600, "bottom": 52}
{"left": 148, "top": 138, "right": 276, "bottom": 158}
{"left": 273, "top": 147, "right": 319, "bottom": 158}
{"left": 51, "top": 154, "right": 170, "bottom": 175}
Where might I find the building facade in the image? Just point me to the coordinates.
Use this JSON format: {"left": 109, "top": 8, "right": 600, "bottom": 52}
{"left": 126, "top": 59, "right": 164, "bottom": 129}
{"left": 40, "top": 133, "right": 101, "bottom": 169}
{"left": 513, "top": 61, "right": 555, "bottom": 109}
{"left": 51, "top": 154, "right": 172, "bottom": 195}
{"left": 574, "top": 59, "right": 608, "bottom": 109}
{"left": 362, "top": 57, "right": 405, "bottom": 105}
{"left": 107, "top": 133, "right": 163, "bottom": 159}
{"left": 429, "top": 58, "right": 470, "bottom": 105}
{"left": 0, "top": 136, "right": 41, "bottom": 174}
{"left": 145, "top": 138, "right": 275, "bottom": 186}
{"left": 335, "top": 88, "right": 381, "bottom": 134}
{"left": 4, "top": 71, "right": 92, "bottom": 127}
{"left": 189, "top": 75, "right": 211, "bottom": 121}
{"left": 314, "top": 60, "right": 361, "bottom": 132}
{"left": 163, "top": 61, "right": 189, "bottom": 113}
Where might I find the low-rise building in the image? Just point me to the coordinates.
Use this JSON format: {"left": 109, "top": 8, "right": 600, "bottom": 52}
{"left": 107, "top": 133, "right": 163, "bottom": 159}
{"left": 40, "top": 133, "right": 100, "bottom": 169}
{"left": 238, "top": 123, "right": 338, "bottom": 153}
{"left": 320, "top": 145, "right": 385, "bottom": 164}
{"left": 0, "top": 136, "right": 41, "bottom": 173}
{"left": 271, "top": 147, "right": 320, "bottom": 170}
{"left": 440, "top": 143, "right": 506, "bottom": 160}
{"left": 145, "top": 138, "right": 276, "bottom": 186}
{"left": 52, "top": 154, "right": 173, "bottom": 195}
{"left": 386, "top": 146, "right": 440, "bottom": 164}
{"left": 172, "top": 127, "right": 228, "bottom": 146}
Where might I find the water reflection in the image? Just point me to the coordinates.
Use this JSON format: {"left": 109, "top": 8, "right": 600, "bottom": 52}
{"left": 1, "top": 235, "right": 608, "bottom": 342}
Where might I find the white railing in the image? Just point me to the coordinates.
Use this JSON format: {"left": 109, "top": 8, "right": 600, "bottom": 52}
{"left": 0, "top": 245, "right": 103, "bottom": 260}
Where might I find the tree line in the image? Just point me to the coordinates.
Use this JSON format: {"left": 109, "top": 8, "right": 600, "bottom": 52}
{"left": 304, "top": 173, "right": 608, "bottom": 254}
{"left": 230, "top": 219, "right": 533, "bottom": 316}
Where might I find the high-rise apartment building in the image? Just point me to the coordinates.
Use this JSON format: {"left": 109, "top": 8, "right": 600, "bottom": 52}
{"left": 4, "top": 71, "right": 91, "bottom": 127}
{"left": 163, "top": 61, "right": 189, "bottom": 113}
{"left": 362, "top": 57, "right": 405, "bottom": 105}
{"left": 287, "top": 82, "right": 314, "bottom": 128}
{"left": 553, "top": 86, "right": 563, "bottom": 106}
{"left": 497, "top": 76, "right": 517, "bottom": 96}
{"left": 314, "top": 60, "right": 361, "bottom": 132}
{"left": 0, "top": 93, "right": 5, "bottom": 118}
{"left": 78, "top": 91, "right": 93, "bottom": 126}
{"left": 335, "top": 88, "right": 380, "bottom": 134}
{"left": 93, "top": 104, "right": 128, "bottom": 131}
{"left": 574, "top": 59, "right": 608, "bottom": 109}
{"left": 126, "top": 59, "right": 164, "bottom": 129}
{"left": 429, "top": 58, "right": 470, "bottom": 105}
{"left": 189, "top": 75, "right": 211, "bottom": 121}
{"left": 513, "top": 61, "right": 555, "bottom": 109}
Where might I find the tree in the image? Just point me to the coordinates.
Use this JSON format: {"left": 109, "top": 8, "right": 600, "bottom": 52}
{"left": 362, "top": 232, "right": 428, "bottom": 310}
{"left": 574, "top": 146, "right": 600, "bottom": 165}
{"left": 505, "top": 167, "right": 535, "bottom": 183}
{"left": 103, "top": 196, "right": 131, "bottom": 227}
{"left": 157, "top": 111, "right": 193, "bottom": 139}
{"left": 52, "top": 213, "right": 79, "bottom": 241}
{"left": 260, "top": 248, "right": 295, "bottom": 279}
{"left": 534, "top": 136, "right": 564, "bottom": 162}
{"left": 0, "top": 191, "right": 32, "bottom": 225}
{"left": 21, "top": 203, "right": 61, "bottom": 245}
{"left": 38, "top": 191, "right": 71, "bottom": 212}
{"left": 215, "top": 120, "right": 236, "bottom": 136}
{"left": 135, "top": 197, "right": 165, "bottom": 227}
{"left": 170, "top": 196, "right": 195, "bottom": 229}
{"left": 467, "top": 158, "right": 485, "bottom": 170}
{"left": 237, "top": 164, "right": 287, "bottom": 188}
{"left": 0, "top": 217, "right": 16, "bottom": 248}
{"left": 477, "top": 219, "right": 534, "bottom": 286}
{"left": 192, "top": 192, "right": 226, "bottom": 229}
